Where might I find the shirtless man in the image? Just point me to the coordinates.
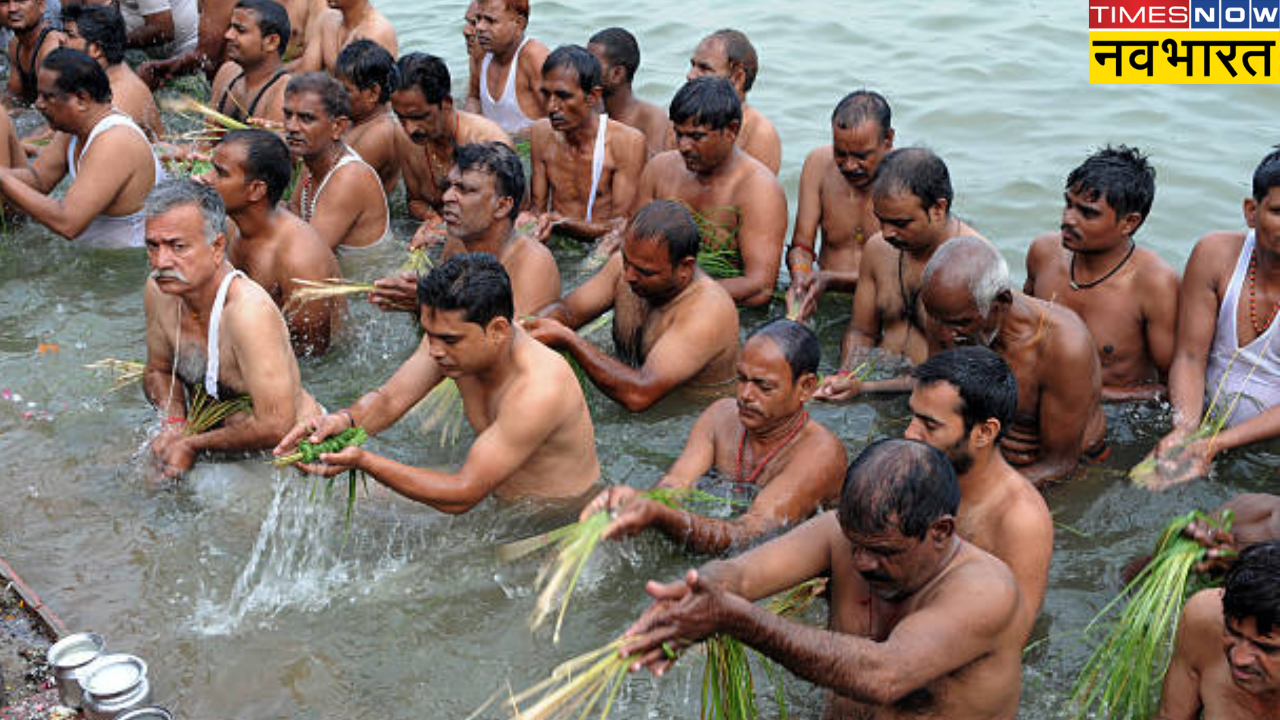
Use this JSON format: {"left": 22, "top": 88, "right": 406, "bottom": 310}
{"left": 461, "top": 0, "right": 483, "bottom": 113}
{"left": 469, "top": 0, "right": 549, "bottom": 139}
{"left": 1148, "top": 149, "right": 1280, "bottom": 489}
{"left": 202, "top": 129, "right": 340, "bottom": 356}
{"left": 60, "top": 4, "right": 163, "bottom": 139}
{"left": 283, "top": 72, "right": 389, "bottom": 251}
{"left": 275, "top": 252, "right": 600, "bottom": 512}
{"left": 624, "top": 439, "right": 1026, "bottom": 720}
{"left": 920, "top": 236, "right": 1107, "bottom": 486}
{"left": 334, "top": 39, "right": 401, "bottom": 194}
{"left": 525, "top": 199, "right": 739, "bottom": 412}
{"left": 389, "top": 53, "right": 510, "bottom": 245}
{"left": 371, "top": 142, "right": 558, "bottom": 316}
{"left": 815, "top": 148, "right": 980, "bottom": 400}
{"left": 1154, "top": 541, "right": 1280, "bottom": 720}
{"left": 528, "top": 44, "right": 645, "bottom": 243}
{"left": 788, "top": 90, "right": 894, "bottom": 323}
{"left": 582, "top": 319, "right": 846, "bottom": 553}
{"left": 686, "top": 29, "right": 780, "bottom": 175}
{"left": 289, "top": 0, "right": 395, "bottom": 74}
{"left": 143, "top": 179, "right": 323, "bottom": 479}
{"left": 904, "top": 346, "right": 1053, "bottom": 639}
{"left": 209, "top": 0, "right": 291, "bottom": 126}
{"left": 4, "top": 0, "right": 65, "bottom": 106}
{"left": 632, "top": 77, "right": 787, "bottom": 308}
{"left": 587, "top": 26, "right": 672, "bottom": 159}
{"left": 1025, "top": 145, "right": 1179, "bottom": 402}
{"left": 0, "top": 49, "right": 159, "bottom": 248}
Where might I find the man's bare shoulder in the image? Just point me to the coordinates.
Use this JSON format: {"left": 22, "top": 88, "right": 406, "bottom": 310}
{"left": 801, "top": 143, "right": 834, "bottom": 172}
{"left": 646, "top": 149, "right": 687, "bottom": 177}
{"left": 1132, "top": 245, "right": 1181, "bottom": 291}
{"left": 1190, "top": 230, "right": 1247, "bottom": 267}
{"left": 995, "top": 469, "right": 1053, "bottom": 542}
{"left": 1026, "top": 232, "right": 1066, "bottom": 271}
{"left": 744, "top": 105, "right": 780, "bottom": 143}
{"left": 277, "top": 211, "right": 335, "bottom": 264}
{"left": 1179, "top": 588, "right": 1227, "bottom": 664}
{"left": 511, "top": 335, "right": 582, "bottom": 409}
{"left": 607, "top": 118, "right": 645, "bottom": 149}
{"left": 459, "top": 110, "right": 512, "bottom": 146}
{"left": 689, "top": 274, "right": 740, "bottom": 318}
{"left": 228, "top": 273, "right": 286, "bottom": 317}
{"left": 735, "top": 150, "right": 784, "bottom": 192}
{"left": 518, "top": 37, "right": 550, "bottom": 71}
{"left": 86, "top": 122, "right": 153, "bottom": 162}
{"left": 939, "top": 541, "right": 1022, "bottom": 611}
{"left": 860, "top": 233, "right": 898, "bottom": 276}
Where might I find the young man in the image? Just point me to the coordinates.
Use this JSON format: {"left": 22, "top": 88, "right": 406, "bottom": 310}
{"left": 288, "top": 0, "right": 395, "bottom": 74}
{"left": 527, "top": 44, "right": 645, "bottom": 243}
{"left": 275, "top": 253, "right": 600, "bottom": 512}
{"left": 525, "top": 200, "right": 739, "bottom": 412}
{"left": 143, "top": 179, "right": 323, "bottom": 479}
{"left": 685, "top": 28, "right": 780, "bottom": 174}
{"left": 61, "top": 3, "right": 164, "bottom": 139}
{"left": 631, "top": 77, "right": 787, "bottom": 308}
{"left": 582, "top": 319, "right": 846, "bottom": 553}
{"left": 469, "top": 0, "right": 548, "bottom": 139}
{"left": 587, "top": 26, "right": 672, "bottom": 159}
{"left": 787, "top": 90, "right": 894, "bottom": 322}
{"left": 209, "top": 0, "right": 291, "bottom": 126}
{"left": 334, "top": 38, "right": 401, "bottom": 194}
{"left": 1025, "top": 146, "right": 1179, "bottom": 401}
{"left": 4, "top": 0, "right": 65, "bottom": 106}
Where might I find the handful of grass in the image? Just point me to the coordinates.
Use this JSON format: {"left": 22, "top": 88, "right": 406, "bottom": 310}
{"left": 184, "top": 384, "right": 252, "bottom": 435}
{"left": 159, "top": 95, "right": 252, "bottom": 131}
{"left": 478, "top": 634, "right": 635, "bottom": 720}
{"left": 414, "top": 378, "right": 467, "bottom": 447}
{"left": 272, "top": 427, "right": 370, "bottom": 535}
{"left": 284, "top": 278, "right": 375, "bottom": 312}
{"left": 1068, "top": 510, "right": 1233, "bottom": 720}
{"left": 401, "top": 247, "right": 433, "bottom": 275}
{"left": 85, "top": 358, "right": 145, "bottom": 394}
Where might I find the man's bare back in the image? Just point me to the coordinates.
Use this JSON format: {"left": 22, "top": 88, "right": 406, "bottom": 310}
{"left": 108, "top": 65, "right": 164, "bottom": 140}
{"left": 346, "top": 112, "right": 402, "bottom": 194}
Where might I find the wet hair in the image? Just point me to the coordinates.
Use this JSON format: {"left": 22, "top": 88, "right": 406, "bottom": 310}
{"left": 285, "top": 72, "right": 350, "bottom": 120}
{"left": 628, "top": 199, "right": 701, "bottom": 264}
{"left": 921, "top": 236, "right": 1011, "bottom": 316}
{"left": 454, "top": 142, "right": 525, "bottom": 223}
{"left": 747, "top": 318, "right": 820, "bottom": 381}
{"left": 1065, "top": 145, "right": 1155, "bottom": 229}
{"left": 837, "top": 439, "right": 959, "bottom": 540}
{"left": 483, "top": 0, "right": 528, "bottom": 20}
{"left": 417, "top": 252, "right": 514, "bottom": 326}
{"left": 41, "top": 48, "right": 112, "bottom": 104}
{"left": 234, "top": 0, "right": 291, "bottom": 57}
{"left": 1251, "top": 146, "right": 1280, "bottom": 202}
{"left": 588, "top": 27, "right": 639, "bottom": 83}
{"left": 1223, "top": 540, "right": 1280, "bottom": 636}
{"left": 395, "top": 52, "right": 451, "bottom": 105}
{"left": 707, "top": 28, "right": 758, "bottom": 92}
{"left": 669, "top": 76, "right": 741, "bottom": 131}
{"left": 542, "top": 44, "right": 601, "bottom": 94}
{"left": 911, "top": 346, "right": 1017, "bottom": 438}
{"left": 219, "top": 129, "right": 292, "bottom": 206}
{"left": 871, "top": 147, "right": 953, "bottom": 213}
{"left": 61, "top": 4, "right": 127, "bottom": 65}
{"left": 832, "top": 90, "right": 891, "bottom": 139}
{"left": 144, "top": 178, "right": 227, "bottom": 244}
{"left": 336, "top": 38, "right": 397, "bottom": 104}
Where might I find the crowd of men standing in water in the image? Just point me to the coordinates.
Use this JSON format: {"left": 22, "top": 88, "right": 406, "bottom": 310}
{"left": 0, "top": 0, "right": 1278, "bottom": 716}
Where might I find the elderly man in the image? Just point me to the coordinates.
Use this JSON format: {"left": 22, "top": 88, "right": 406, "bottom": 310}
{"left": 5, "top": 0, "right": 65, "bottom": 106}
{"left": 468, "top": 0, "right": 548, "bottom": 138}
{"left": 787, "top": 90, "right": 894, "bottom": 322}
{"left": 288, "top": 0, "right": 396, "bottom": 74}
{"left": 920, "top": 236, "right": 1107, "bottom": 486}
{"left": 61, "top": 4, "right": 163, "bottom": 139}
{"left": 275, "top": 253, "right": 600, "bottom": 512}
{"left": 334, "top": 39, "right": 401, "bottom": 194}
{"left": 587, "top": 26, "right": 672, "bottom": 159}
{"left": 143, "top": 179, "right": 323, "bottom": 479}
{"left": 582, "top": 319, "right": 846, "bottom": 552}
{"left": 202, "top": 129, "right": 340, "bottom": 356}
{"left": 0, "top": 48, "right": 159, "bottom": 248}
{"left": 686, "top": 28, "right": 780, "bottom": 174}
{"left": 526, "top": 199, "right": 739, "bottom": 412}
{"left": 528, "top": 44, "right": 645, "bottom": 243}
{"left": 623, "top": 439, "right": 1026, "bottom": 720}
{"left": 632, "top": 77, "right": 786, "bottom": 308}
{"left": 209, "top": 0, "right": 291, "bottom": 126}
{"left": 1025, "top": 145, "right": 1179, "bottom": 401}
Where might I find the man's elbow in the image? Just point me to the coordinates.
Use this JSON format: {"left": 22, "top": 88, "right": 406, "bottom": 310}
{"left": 729, "top": 277, "right": 774, "bottom": 308}
{"left": 614, "top": 385, "right": 663, "bottom": 413}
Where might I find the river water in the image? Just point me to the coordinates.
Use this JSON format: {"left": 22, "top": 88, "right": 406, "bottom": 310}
{"left": 0, "top": 1, "right": 1277, "bottom": 718}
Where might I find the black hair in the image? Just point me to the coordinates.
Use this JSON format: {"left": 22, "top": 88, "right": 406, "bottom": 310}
{"left": 628, "top": 199, "right": 701, "bottom": 264}
{"left": 1251, "top": 146, "right": 1280, "bottom": 202}
{"left": 61, "top": 4, "right": 126, "bottom": 65}
{"left": 336, "top": 38, "right": 397, "bottom": 104}
{"left": 747, "top": 319, "right": 820, "bottom": 381}
{"left": 395, "top": 52, "right": 451, "bottom": 105}
{"left": 707, "top": 29, "right": 758, "bottom": 92}
{"left": 454, "top": 142, "right": 524, "bottom": 223}
{"left": 1066, "top": 145, "right": 1156, "bottom": 229}
{"left": 417, "top": 252, "right": 514, "bottom": 326}
{"left": 542, "top": 44, "right": 601, "bottom": 94}
{"left": 285, "top": 72, "right": 350, "bottom": 120}
{"left": 871, "top": 147, "right": 953, "bottom": 212}
{"left": 837, "top": 439, "right": 959, "bottom": 540}
{"left": 588, "top": 27, "right": 639, "bottom": 83}
{"left": 41, "top": 47, "right": 112, "bottom": 104}
{"left": 669, "top": 76, "right": 741, "bottom": 131}
{"left": 832, "top": 89, "right": 891, "bottom": 139}
{"left": 219, "top": 128, "right": 292, "bottom": 206}
{"left": 234, "top": 0, "right": 291, "bottom": 57}
{"left": 911, "top": 346, "right": 1017, "bottom": 438}
{"left": 1223, "top": 540, "right": 1280, "bottom": 636}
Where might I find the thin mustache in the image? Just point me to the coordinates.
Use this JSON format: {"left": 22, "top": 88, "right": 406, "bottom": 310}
{"left": 149, "top": 268, "right": 189, "bottom": 282}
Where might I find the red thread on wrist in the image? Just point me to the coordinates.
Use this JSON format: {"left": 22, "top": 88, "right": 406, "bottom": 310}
{"left": 165, "top": 416, "right": 186, "bottom": 425}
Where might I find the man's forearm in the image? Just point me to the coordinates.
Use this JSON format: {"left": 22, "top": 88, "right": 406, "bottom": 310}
{"left": 561, "top": 333, "right": 661, "bottom": 411}
{"left": 816, "top": 268, "right": 859, "bottom": 294}
{"left": 143, "top": 369, "right": 187, "bottom": 418}
{"left": 838, "top": 329, "right": 875, "bottom": 369}
{"left": 1209, "top": 408, "right": 1280, "bottom": 454}
{"left": 649, "top": 504, "right": 762, "bottom": 555}
{"left": 1102, "top": 383, "right": 1167, "bottom": 403}
{"left": 184, "top": 415, "right": 291, "bottom": 454}
{"left": 1016, "top": 455, "right": 1079, "bottom": 488}
{"left": 716, "top": 274, "right": 773, "bottom": 308}
{"left": 0, "top": 174, "right": 83, "bottom": 239}
{"left": 347, "top": 385, "right": 420, "bottom": 437}
{"left": 128, "top": 16, "right": 175, "bottom": 49}
{"left": 356, "top": 451, "right": 482, "bottom": 514}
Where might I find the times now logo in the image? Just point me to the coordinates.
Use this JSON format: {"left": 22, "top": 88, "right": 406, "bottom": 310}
{"left": 1090, "top": 1, "right": 1280, "bottom": 28}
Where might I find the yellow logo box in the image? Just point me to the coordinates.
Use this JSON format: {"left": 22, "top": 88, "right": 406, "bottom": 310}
{"left": 1089, "top": 30, "right": 1279, "bottom": 83}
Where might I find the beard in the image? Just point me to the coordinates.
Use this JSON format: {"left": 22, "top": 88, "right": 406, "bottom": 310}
{"left": 943, "top": 436, "right": 974, "bottom": 475}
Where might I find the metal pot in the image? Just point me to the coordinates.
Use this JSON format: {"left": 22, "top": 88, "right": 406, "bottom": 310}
{"left": 115, "top": 708, "right": 174, "bottom": 720}
{"left": 47, "top": 631, "right": 106, "bottom": 709}
{"left": 80, "top": 653, "right": 151, "bottom": 720}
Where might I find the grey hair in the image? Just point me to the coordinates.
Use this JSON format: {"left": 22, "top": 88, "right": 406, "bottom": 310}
{"left": 144, "top": 178, "right": 227, "bottom": 244}
{"left": 921, "top": 235, "right": 1010, "bottom": 316}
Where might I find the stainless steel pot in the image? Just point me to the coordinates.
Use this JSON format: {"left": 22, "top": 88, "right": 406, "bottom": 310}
{"left": 80, "top": 653, "right": 151, "bottom": 720}
{"left": 47, "top": 631, "right": 105, "bottom": 709}
{"left": 115, "top": 708, "right": 174, "bottom": 720}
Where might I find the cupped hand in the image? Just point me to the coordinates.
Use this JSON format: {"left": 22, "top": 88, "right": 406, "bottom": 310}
{"left": 813, "top": 371, "right": 863, "bottom": 403}
{"left": 369, "top": 273, "right": 419, "bottom": 313}
{"left": 274, "top": 412, "right": 348, "bottom": 457}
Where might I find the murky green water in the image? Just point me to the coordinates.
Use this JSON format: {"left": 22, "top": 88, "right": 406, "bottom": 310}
{"left": 1, "top": 1, "right": 1278, "bottom": 718}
